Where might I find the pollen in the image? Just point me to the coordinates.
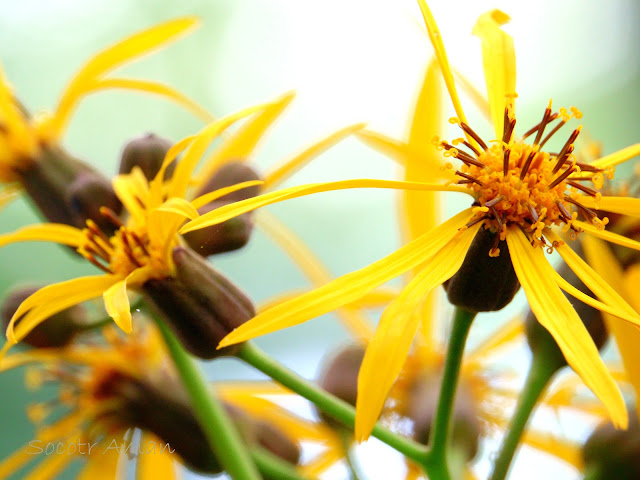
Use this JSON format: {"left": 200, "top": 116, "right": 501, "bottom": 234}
{"left": 77, "top": 207, "right": 166, "bottom": 278}
{"left": 440, "top": 102, "right": 608, "bottom": 246}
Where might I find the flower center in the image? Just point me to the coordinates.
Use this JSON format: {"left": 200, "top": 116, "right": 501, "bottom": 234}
{"left": 78, "top": 207, "right": 161, "bottom": 277}
{"left": 439, "top": 103, "right": 610, "bottom": 255}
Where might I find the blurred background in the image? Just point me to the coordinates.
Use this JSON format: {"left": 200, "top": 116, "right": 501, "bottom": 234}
{"left": 0, "top": 0, "right": 638, "bottom": 478}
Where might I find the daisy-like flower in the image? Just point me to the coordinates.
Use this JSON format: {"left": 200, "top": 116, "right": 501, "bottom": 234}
{"left": 0, "top": 321, "right": 338, "bottom": 479}
{"left": 0, "top": 101, "right": 276, "bottom": 354}
{"left": 0, "top": 17, "right": 212, "bottom": 226}
{"left": 178, "top": 0, "right": 640, "bottom": 439}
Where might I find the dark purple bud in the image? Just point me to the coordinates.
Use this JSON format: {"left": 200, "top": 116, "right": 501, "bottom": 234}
{"left": 118, "top": 133, "right": 174, "bottom": 181}
{"left": 17, "top": 144, "right": 122, "bottom": 228}
{"left": 142, "top": 246, "right": 255, "bottom": 359}
{"left": 254, "top": 420, "right": 301, "bottom": 466}
{"left": 406, "top": 372, "right": 481, "bottom": 461}
{"left": 1, "top": 285, "right": 85, "bottom": 348}
{"left": 184, "top": 162, "right": 261, "bottom": 256}
{"left": 316, "top": 344, "right": 365, "bottom": 427}
{"left": 445, "top": 228, "right": 520, "bottom": 312}
{"left": 582, "top": 408, "right": 640, "bottom": 480}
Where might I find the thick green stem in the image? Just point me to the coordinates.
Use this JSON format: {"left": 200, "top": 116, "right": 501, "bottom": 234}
{"left": 251, "top": 447, "right": 308, "bottom": 480}
{"left": 236, "top": 342, "right": 429, "bottom": 465}
{"left": 489, "top": 352, "right": 557, "bottom": 480}
{"left": 152, "top": 315, "right": 261, "bottom": 480}
{"left": 424, "top": 307, "right": 476, "bottom": 479}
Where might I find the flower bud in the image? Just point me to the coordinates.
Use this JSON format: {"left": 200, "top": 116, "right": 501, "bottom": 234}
{"left": 406, "top": 372, "right": 480, "bottom": 461}
{"left": 445, "top": 228, "right": 520, "bottom": 312}
{"left": 95, "top": 370, "right": 248, "bottom": 474}
{"left": 118, "top": 133, "right": 174, "bottom": 181}
{"left": 183, "top": 162, "right": 261, "bottom": 256}
{"left": 17, "top": 145, "right": 122, "bottom": 228}
{"left": 316, "top": 344, "right": 365, "bottom": 426}
{"left": 65, "top": 172, "right": 122, "bottom": 235}
{"left": 582, "top": 408, "right": 640, "bottom": 480}
{"left": 254, "top": 420, "right": 301, "bottom": 465}
{"left": 143, "top": 246, "right": 255, "bottom": 359}
{"left": 1, "top": 285, "right": 85, "bottom": 348}
{"left": 525, "top": 256, "right": 608, "bottom": 372}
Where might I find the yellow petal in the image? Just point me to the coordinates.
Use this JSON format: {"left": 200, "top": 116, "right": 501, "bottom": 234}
{"left": 90, "top": 78, "right": 214, "bottom": 122}
{"left": 77, "top": 440, "right": 127, "bottom": 480}
{"left": 575, "top": 220, "right": 640, "bottom": 251}
{"left": 7, "top": 275, "right": 118, "bottom": 344}
{"left": 301, "top": 450, "right": 341, "bottom": 477}
{"left": 578, "top": 195, "right": 640, "bottom": 217}
{"left": 53, "top": 17, "right": 199, "bottom": 137}
{"left": 553, "top": 270, "right": 639, "bottom": 324}
{"left": 0, "top": 444, "right": 37, "bottom": 479}
{"left": 112, "top": 169, "right": 150, "bottom": 223}
{"left": 190, "top": 180, "right": 265, "bottom": 210}
{"left": 355, "top": 222, "right": 481, "bottom": 440}
{"left": 546, "top": 229, "right": 640, "bottom": 324}
{"left": 218, "top": 208, "right": 474, "bottom": 348}
{"left": 196, "top": 91, "right": 295, "bottom": 183}
{"left": 522, "top": 431, "right": 582, "bottom": 470}
{"left": 154, "top": 197, "right": 199, "bottom": 220}
{"left": 150, "top": 134, "right": 198, "bottom": 205}
{"left": 21, "top": 444, "right": 76, "bottom": 480}
{"left": 264, "top": 122, "right": 366, "bottom": 189}
{"left": 506, "top": 227, "right": 627, "bottom": 428}
{"left": 169, "top": 100, "right": 280, "bottom": 199}
{"left": 356, "top": 129, "right": 410, "bottom": 166}
{"left": 256, "top": 210, "right": 373, "bottom": 342}
{"left": 0, "top": 184, "right": 20, "bottom": 210}
{"left": 581, "top": 234, "right": 640, "bottom": 419}
{"left": 453, "top": 69, "right": 491, "bottom": 122}
{"left": 472, "top": 10, "right": 516, "bottom": 138}
{"left": 136, "top": 433, "right": 178, "bottom": 480}
{"left": 104, "top": 267, "right": 155, "bottom": 334}
{"left": 0, "top": 224, "right": 85, "bottom": 248}
{"left": 181, "top": 179, "right": 471, "bottom": 234}
{"left": 416, "top": 0, "right": 470, "bottom": 133}
{"left": 465, "top": 317, "right": 524, "bottom": 366}
{"left": 590, "top": 143, "right": 640, "bottom": 169}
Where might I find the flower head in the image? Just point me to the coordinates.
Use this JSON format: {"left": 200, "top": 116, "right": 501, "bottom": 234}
{"left": 188, "top": 0, "right": 640, "bottom": 439}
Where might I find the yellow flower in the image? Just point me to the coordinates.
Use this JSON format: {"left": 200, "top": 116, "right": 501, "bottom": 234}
{"left": 0, "top": 101, "right": 277, "bottom": 352}
{"left": 0, "top": 321, "right": 338, "bottom": 479}
{"left": 0, "top": 17, "right": 212, "bottom": 186}
{"left": 180, "top": 1, "right": 640, "bottom": 440}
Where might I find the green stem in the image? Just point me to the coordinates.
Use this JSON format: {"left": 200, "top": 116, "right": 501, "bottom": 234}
{"left": 251, "top": 447, "right": 308, "bottom": 480}
{"left": 152, "top": 315, "right": 261, "bottom": 480}
{"left": 236, "top": 342, "right": 428, "bottom": 465}
{"left": 489, "top": 352, "right": 557, "bottom": 480}
{"left": 424, "top": 307, "right": 476, "bottom": 479}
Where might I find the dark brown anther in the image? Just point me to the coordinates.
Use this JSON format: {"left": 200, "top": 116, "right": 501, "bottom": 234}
{"left": 582, "top": 408, "right": 640, "bottom": 480}
{"left": 119, "top": 133, "right": 174, "bottom": 181}
{"left": 17, "top": 145, "right": 122, "bottom": 230}
{"left": 455, "top": 171, "right": 484, "bottom": 186}
{"left": 539, "top": 116, "right": 566, "bottom": 148}
{"left": 442, "top": 144, "right": 484, "bottom": 167}
{"left": 527, "top": 203, "right": 539, "bottom": 223}
{"left": 552, "top": 129, "right": 581, "bottom": 173}
{"left": 445, "top": 228, "right": 521, "bottom": 312}
{"left": 567, "top": 180, "right": 597, "bottom": 197}
{"left": 407, "top": 371, "right": 480, "bottom": 461}
{"left": 525, "top": 248, "right": 608, "bottom": 372}
{"left": 548, "top": 165, "right": 576, "bottom": 189}
{"left": 184, "top": 162, "right": 262, "bottom": 256}
{"left": 100, "top": 207, "right": 124, "bottom": 229}
{"left": 503, "top": 148, "right": 511, "bottom": 176}
{"left": 142, "top": 246, "right": 256, "bottom": 359}
{"left": 1, "top": 285, "right": 86, "bottom": 348}
{"left": 519, "top": 150, "right": 538, "bottom": 180}
{"left": 533, "top": 106, "right": 553, "bottom": 146}
{"left": 459, "top": 123, "right": 488, "bottom": 151}
{"left": 556, "top": 200, "right": 573, "bottom": 221}
{"left": 316, "top": 344, "right": 365, "bottom": 427}
{"left": 462, "top": 140, "right": 482, "bottom": 158}
{"left": 484, "top": 196, "right": 504, "bottom": 208}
